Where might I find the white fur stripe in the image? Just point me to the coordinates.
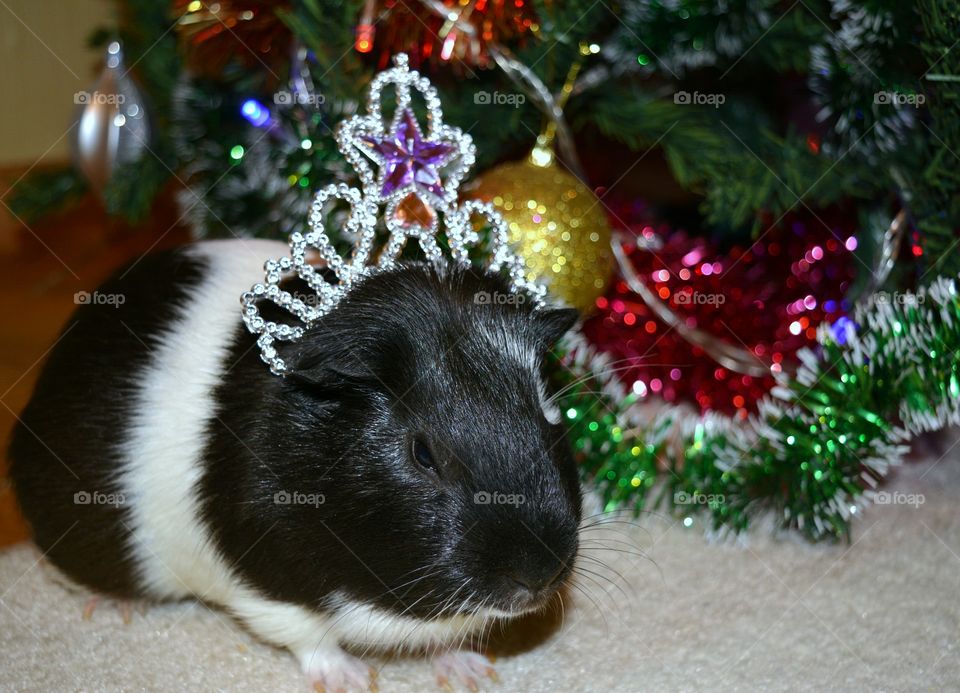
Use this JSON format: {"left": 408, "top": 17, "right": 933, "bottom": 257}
{"left": 118, "top": 239, "right": 285, "bottom": 602}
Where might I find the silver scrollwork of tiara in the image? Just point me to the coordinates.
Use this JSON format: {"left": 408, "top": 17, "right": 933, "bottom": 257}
{"left": 240, "top": 53, "right": 546, "bottom": 375}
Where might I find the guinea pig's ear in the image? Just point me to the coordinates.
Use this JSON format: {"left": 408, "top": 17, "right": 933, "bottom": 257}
{"left": 533, "top": 307, "right": 579, "bottom": 350}
{"left": 282, "top": 332, "right": 378, "bottom": 391}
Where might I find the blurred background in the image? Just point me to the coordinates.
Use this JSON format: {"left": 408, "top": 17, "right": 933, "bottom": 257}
{"left": 1, "top": 0, "right": 958, "bottom": 543}
{"left": 0, "top": 1, "right": 179, "bottom": 544}
{"left": 0, "top": 2, "right": 108, "bottom": 166}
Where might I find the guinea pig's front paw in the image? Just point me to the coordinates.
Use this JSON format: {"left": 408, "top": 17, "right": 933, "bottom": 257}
{"left": 432, "top": 650, "right": 497, "bottom": 691}
{"left": 299, "top": 646, "right": 377, "bottom": 693}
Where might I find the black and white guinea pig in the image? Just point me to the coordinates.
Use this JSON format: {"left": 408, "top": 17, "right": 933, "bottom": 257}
{"left": 9, "top": 239, "right": 582, "bottom": 691}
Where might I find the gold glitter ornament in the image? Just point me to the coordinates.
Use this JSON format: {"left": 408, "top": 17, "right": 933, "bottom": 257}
{"left": 467, "top": 147, "right": 614, "bottom": 313}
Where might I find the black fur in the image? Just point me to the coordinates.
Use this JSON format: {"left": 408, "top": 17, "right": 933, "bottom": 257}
{"left": 9, "top": 249, "right": 582, "bottom": 620}
{"left": 199, "top": 263, "right": 582, "bottom": 617}
{"left": 8, "top": 249, "right": 207, "bottom": 597}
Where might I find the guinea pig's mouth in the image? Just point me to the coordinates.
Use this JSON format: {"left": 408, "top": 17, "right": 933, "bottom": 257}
{"left": 476, "top": 585, "right": 567, "bottom": 619}
{"left": 468, "top": 561, "right": 575, "bottom": 619}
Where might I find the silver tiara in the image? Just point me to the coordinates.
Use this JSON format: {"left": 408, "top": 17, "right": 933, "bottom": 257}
{"left": 241, "top": 53, "right": 546, "bottom": 375}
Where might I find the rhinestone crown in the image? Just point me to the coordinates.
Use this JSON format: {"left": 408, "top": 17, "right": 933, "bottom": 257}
{"left": 241, "top": 54, "right": 546, "bottom": 374}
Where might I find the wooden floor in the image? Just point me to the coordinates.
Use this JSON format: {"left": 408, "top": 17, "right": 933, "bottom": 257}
{"left": 0, "top": 169, "right": 189, "bottom": 546}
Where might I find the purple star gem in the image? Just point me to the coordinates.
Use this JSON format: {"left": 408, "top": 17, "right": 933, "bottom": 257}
{"left": 362, "top": 109, "right": 454, "bottom": 198}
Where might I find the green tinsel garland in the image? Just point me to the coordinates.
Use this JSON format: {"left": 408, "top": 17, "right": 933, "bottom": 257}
{"left": 552, "top": 276, "right": 960, "bottom": 541}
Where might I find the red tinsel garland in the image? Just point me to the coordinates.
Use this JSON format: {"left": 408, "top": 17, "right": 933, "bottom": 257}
{"left": 582, "top": 204, "right": 861, "bottom": 415}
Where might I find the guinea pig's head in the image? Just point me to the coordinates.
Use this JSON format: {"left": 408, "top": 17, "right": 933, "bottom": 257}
{"left": 281, "top": 262, "right": 581, "bottom": 620}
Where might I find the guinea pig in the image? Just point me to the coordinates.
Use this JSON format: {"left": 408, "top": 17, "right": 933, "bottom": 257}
{"left": 9, "top": 239, "right": 582, "bottom": 691}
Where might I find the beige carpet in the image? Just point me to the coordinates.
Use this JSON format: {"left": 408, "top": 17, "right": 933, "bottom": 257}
{"left": 2, "top": 436, "right": 958, "bottom": 692}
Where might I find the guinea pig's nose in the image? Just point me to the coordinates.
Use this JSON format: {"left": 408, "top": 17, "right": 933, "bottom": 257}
{"left": 504, "top": 561, "right": 567, "bottom": 595}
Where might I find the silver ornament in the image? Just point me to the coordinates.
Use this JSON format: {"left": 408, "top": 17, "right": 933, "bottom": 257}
{"left": 71, "top": 41, "right": 150, "bottom": 194}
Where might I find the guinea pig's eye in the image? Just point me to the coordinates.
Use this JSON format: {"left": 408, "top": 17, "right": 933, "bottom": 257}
{"left": 410, "top": 436, "right": 439, "bottom": 476}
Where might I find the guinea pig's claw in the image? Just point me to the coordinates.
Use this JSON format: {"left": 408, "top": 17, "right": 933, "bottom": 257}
{"left": 81, "top": 596, "right": 144, "bottom": 624}
{"left": 433, "top": 651, "right": 497, "bottom": 691}
{"left": 302, "top": 648, "right": 375, "bottom": 693}
{"left": 82, "top": 597, "right": 99, "bottom": 620}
